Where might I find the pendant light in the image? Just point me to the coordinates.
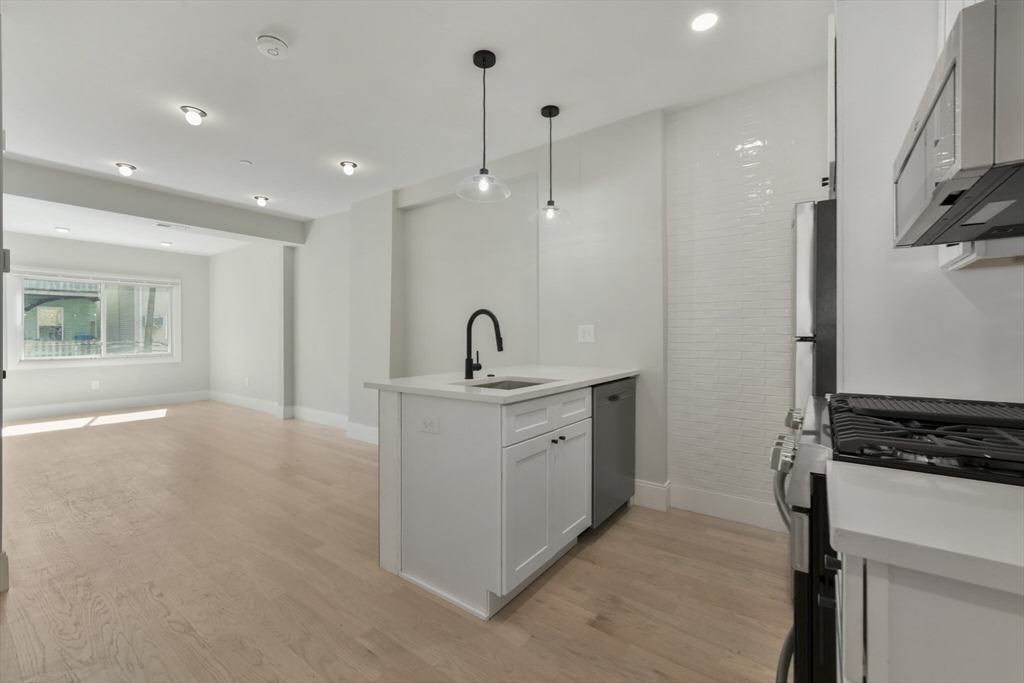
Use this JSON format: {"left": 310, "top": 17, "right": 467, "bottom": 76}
{"left": 529, "top": 105, "right": 573, "bottom": 227}
{"left": 456, "top": 50, "right": 511, "bottom": 202}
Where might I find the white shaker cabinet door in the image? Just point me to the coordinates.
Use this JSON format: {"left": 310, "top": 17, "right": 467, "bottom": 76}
{"left": 550, "top": 418, "right": 592, "bottom": 547}
{"left": 502, "top": 434, "right": 557, "bottom": 594}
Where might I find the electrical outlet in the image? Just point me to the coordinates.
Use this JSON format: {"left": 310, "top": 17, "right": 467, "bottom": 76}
{"left": 420, "top": 416, "right": 440, "bottom": 434}
{"left": 92, "top": 381, "right": 100, "bottom": 390}
{"left": 578, "top": 324, "right": 595, "bottom": 343}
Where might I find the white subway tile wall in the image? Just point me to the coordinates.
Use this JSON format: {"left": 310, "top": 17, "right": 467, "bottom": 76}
{"left": 666, "top": 69, "right": 827, "bottom": 515}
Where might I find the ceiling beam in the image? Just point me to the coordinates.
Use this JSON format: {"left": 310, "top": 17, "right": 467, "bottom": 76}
{"left": 3, "top": 159, "right": 306, "bottom": 245}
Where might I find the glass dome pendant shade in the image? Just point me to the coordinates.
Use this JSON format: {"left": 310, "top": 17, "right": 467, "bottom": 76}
{"left": 456, "top": 50, "right": 511, "bottom": 203}
{"left": 529, "top": 105, "right": 573, "bottom": 226}
{"left": 530, "top": 199, "right": 573, "bottom": 227}
{"left": 455, "top": 167, "right": 511, "bottom": 202}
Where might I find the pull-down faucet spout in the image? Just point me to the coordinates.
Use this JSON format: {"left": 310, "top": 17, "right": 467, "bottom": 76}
{"left": 465, "top": 309, "right": 503, "bottom": 379}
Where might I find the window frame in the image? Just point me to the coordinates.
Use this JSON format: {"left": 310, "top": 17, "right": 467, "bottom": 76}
{"left": 6, "top": 267, "right": 182, "bottom": 369}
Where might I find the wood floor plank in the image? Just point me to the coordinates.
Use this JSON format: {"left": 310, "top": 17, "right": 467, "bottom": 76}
{"left": 1, "top": 400, "right": 791, "bottom": 682}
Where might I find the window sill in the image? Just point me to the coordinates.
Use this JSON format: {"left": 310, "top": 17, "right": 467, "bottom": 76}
{"left": 11, "top": 355, "right": 182, "bottom": 371}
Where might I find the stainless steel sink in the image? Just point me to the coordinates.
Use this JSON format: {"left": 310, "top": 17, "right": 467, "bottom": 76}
{"left": 450, "top": 376, "right": 559, "bottom": 390}
{"left": 472, "top": 380, "right": 544, "bottom": 390}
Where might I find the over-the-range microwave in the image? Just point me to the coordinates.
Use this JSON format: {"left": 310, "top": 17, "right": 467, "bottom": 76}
{"left": 893, "top": 0, "right": 1023, "bottom": 248}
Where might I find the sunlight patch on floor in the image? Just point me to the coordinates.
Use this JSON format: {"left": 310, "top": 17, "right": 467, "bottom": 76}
{"left": 91, "top": 409, "right": 167, "bottom": 426}
{"left": 3, "top": 409, "right": 168, "bottom": 436}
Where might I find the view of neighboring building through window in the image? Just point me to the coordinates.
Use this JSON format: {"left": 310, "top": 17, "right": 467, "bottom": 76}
{"left": 21, "top": 277, "right": 173, "bottom": 360}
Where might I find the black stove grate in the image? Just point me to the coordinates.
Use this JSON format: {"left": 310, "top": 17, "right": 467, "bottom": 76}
{"left": 830, "top": 394, "right": 1024, "bottom": 486}
{"left": 846, "top": 395, "right": 1024, "bottom": 429}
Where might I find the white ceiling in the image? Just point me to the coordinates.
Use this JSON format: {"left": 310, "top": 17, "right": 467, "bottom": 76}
{"left": 1, "top": 0, "right": 832, "bottom": 221}
{"left": 3, "top": 196, "right": 250, "bottom": 256}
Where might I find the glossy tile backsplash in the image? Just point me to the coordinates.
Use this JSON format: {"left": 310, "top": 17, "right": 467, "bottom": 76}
{"left": 665, "top": 68, "right": 826, "bottom": 528}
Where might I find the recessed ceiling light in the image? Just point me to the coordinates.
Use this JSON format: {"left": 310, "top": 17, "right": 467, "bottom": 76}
{"left": 160, "top": 242, "right": 173, "bottom": 247}
{"left": 180, "top": 106, "right": 207, "bottom": 126}
{"left": 115, "top": 162, "right": 136, "bottom": 177}
{"left": 55, "top": 227, "right": 71, "bottom": 233}
{"left": 254, "top": 195, "right": 269, "bottom": 207}
{"left": 691, "top": 12, "right": 718, "bottom": 31}
{"left": 340, "top": 161, "right": 358, "bottom": 175}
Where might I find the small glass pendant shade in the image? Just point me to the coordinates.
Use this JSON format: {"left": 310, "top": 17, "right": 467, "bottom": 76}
{"left": 529, "top": 200, "right": 573, "bottom": 227}
{"left": 455, "top": 169, "right": 511, "bottom": 202}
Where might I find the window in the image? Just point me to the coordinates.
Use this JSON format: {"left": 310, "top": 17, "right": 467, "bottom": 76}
{"left": 11, "top": 272, "right": 180, "bottom": 364}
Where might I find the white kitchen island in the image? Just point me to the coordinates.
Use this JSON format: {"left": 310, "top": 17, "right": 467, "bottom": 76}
{"left": 366, "top": 365, "right": 639, "bottom": 619}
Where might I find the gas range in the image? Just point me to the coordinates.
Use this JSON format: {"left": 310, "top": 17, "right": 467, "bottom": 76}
{"left": 829, "top": 394, "right": 1024, "bottom": 486}
{"left": 773, "top": 392, "right": 1024, "bottom": 683}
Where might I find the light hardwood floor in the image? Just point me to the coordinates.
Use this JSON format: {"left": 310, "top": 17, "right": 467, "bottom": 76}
{"left": 1, "top": 400, "right": 791, "bottom": 683}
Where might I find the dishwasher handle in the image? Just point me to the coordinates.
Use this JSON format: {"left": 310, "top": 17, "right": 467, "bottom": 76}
{"left": 597, "top": 389, "right": 635, "bottom": 408}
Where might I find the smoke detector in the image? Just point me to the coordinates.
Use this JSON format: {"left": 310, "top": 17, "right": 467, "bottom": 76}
{"left": 256, "top": 35, "right": 289, "bottom": 60}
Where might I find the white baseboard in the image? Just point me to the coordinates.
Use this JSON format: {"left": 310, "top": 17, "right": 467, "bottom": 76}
{"left": 670, "top": 483, "right": 786, "bottom": 533}
{"left": 3, "top": 390, "right": 210, "bottom": 422}
{"left": 633, "top": 478, "right": 671, "bottom": 512}
{"left": 346, "top": 422, "right": 379, "bottom": 445}
{"left": 292, "top": 406, "right": 349, "bottom": 430}
{"left": 209, "top": 391, "right": 280, "bottom": 417}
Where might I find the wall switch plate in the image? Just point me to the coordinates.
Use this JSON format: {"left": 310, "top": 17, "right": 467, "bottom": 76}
{"left": 245, "top": 377, "right": 249, "bottom": 387}
{"left": 92, "top": 381, "right": 100, "bottom": 390}
{"left": 420, "top": 416, "right": 440, "bottom": 434}
{"left": 578, "top": 325, "right": 595, "bottom": 343}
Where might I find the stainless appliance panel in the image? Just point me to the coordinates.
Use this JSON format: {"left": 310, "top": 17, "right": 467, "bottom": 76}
{"left": 793, "top": 340, "right": 814, "bottom": 420}
{"left": 591, "top": 378, "right": 636, "bottom": 528}
{"left": 793, "top": 202, "right": 816, "bottom": 338}
{"left": 893, "top": 0, "right": 1023, "bottom": 247}
{"left": 996, "top": 0, "right": 1024, "bottom": 165}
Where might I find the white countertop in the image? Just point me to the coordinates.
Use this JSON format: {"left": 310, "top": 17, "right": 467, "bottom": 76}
{"left": 365, "top": 364, "right": 639, "bottom": 405}
{"left": 827, "top": 460, "right": 1024, "bottom": 595}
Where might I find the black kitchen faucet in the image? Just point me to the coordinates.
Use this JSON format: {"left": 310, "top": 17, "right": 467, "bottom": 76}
{"left": 465, "top": 309, "right": 503, "bottom": 379}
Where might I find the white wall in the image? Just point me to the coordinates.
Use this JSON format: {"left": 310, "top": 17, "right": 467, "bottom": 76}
{"left": 209, "top": 241, "right": 287, "bottom": 415}
{"left": 537, "top": 110, "right": 668, "bottom": 487}
{"left": 401, "top": 173, "right": 539, "bottom": 377}
{"left": 292, "top": 210, "right": 351, "bottom": 427}
{"left": 665, "top": 68, "right": 827, "bottom": 531}
{"left": 3, "top": 231, "right": 210, "bottom": 419}
{"left": 347, "top": 192, "right": 400, "bottom": 441}
{"left": 836, "top": 0, "right": 1024, "bottom": 402}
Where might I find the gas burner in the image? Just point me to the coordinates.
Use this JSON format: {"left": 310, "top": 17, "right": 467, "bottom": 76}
{"left": 830, "top": 394, "right": 1024, "bottom": 486}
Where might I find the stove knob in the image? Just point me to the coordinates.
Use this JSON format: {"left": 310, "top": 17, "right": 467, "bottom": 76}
{"left": 770, "top": 443, "right": 795, "bottom": 473}
{"left": 775, "top": 433, "right": 795, "bottom": 447}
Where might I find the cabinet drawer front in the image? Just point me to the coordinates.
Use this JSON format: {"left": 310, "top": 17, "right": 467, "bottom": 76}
{"left": 502, "top": 388, "right": 591, "bottom": 446}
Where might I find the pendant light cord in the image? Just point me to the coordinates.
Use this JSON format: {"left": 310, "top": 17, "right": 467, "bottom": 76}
{"left": 482, "top": 67, "right": 487, "bottom": 171}
{"left": 548, "top": 116, "right": 554, "bottom": 203}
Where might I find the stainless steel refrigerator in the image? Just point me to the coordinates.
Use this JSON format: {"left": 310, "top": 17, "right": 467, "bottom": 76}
{"left": 792, "top": 199, "right": 837, "bottom": 410}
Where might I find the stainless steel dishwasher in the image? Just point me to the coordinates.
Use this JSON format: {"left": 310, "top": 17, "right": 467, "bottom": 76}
{"left": 592, "top": 377, "right": 637, "bottom": 528}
